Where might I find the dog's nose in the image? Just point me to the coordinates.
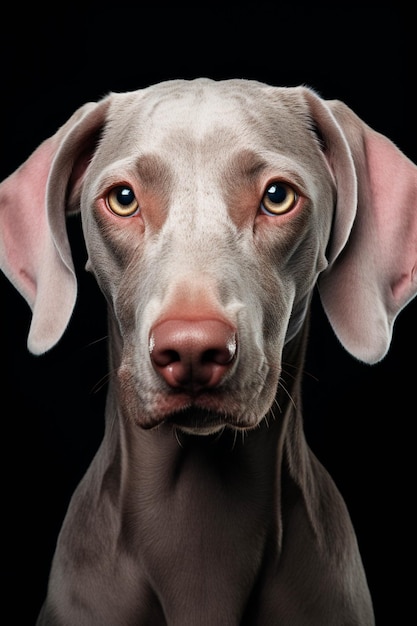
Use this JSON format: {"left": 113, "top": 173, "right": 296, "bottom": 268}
{"left": 149, "top": 319, "right": 237, "bottom": 391}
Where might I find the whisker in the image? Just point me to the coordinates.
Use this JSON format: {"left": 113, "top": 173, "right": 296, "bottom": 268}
{"left": 278, "top": 378, "right": 297, "bottom": 410}
{"left": 272, "top": 396, "right": 283, "bottom": 415}
{"left": 282, "top": 360, "right": 319, "bottom": 383}
{"left": 213, "top": 426, "right": 226, "bottom": 443}
{"left": 173, "top": 427, "right": 184, "bottom": 448}
{"left": 269, "top": 402, "right": 279, "bottom": 421}
{"left": 230, "top": 428, "right": 239, "bottom": 450}
{"left": 91, "top": 371, "right": 112, "bottom": 394}
{"left": 82, "top": 335, "right": 109, "bottom": 350}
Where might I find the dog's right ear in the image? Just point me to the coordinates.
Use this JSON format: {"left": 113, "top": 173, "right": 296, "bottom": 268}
{"left": 0, "top": 96, "right": 111, "bottom": 355}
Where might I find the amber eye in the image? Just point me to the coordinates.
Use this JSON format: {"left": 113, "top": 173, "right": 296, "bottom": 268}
{"left": 260, "top": 182, "right": 298, "bottom": 215}
{"left": 106, "top": 186, "right": 139, "bottom": 217}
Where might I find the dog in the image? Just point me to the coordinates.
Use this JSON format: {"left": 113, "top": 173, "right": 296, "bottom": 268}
{"left": 1, "top": 78, "right": 416, "bottom": 624}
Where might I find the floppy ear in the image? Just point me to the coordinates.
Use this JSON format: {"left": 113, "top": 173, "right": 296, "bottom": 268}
{"left": 303, "top": 88, "right": 417, "bottom": 363}
{"left": 0, "top": 96, "right": 111, "bottom": 355}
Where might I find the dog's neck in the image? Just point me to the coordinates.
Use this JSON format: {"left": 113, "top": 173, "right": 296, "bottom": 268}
{"left": 86, "top": 321, "right": 315, "bottom": 619}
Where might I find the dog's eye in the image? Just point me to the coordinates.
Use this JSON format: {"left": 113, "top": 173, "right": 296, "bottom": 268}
{"left": 106, "top": 186, "right": 139, "bottom": 217}
{"left": 260, "top": 182, "right": 298, "bottom": 216}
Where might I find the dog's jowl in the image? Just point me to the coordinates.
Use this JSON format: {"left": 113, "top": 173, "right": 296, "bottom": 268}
{"left": 1, "top": 79, "right": 416, "bottom": 625}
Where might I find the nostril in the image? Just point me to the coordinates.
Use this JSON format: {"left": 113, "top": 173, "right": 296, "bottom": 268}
{"left": 149, "top": 319, "right": 237, "bottom": 390}
{"left": 203, "top": 339, "right": 236, "bottom": 366}
{"left": 152, "top": 348, "right": 181, "bottom": 368}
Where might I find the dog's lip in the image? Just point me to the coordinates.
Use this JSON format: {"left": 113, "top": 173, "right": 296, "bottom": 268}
{"left": 139, "top": 386, "right": 261, "bottom": 432}
{"left": 165, "top": 407, "right": 227, "bottom": 430}
{"left": 143, "top": 405, "right": 245, "bottom": 433}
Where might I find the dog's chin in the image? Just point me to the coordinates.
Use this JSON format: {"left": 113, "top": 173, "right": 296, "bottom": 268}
{"left": 177, "top": 424, "right": 225, "bottom": 436}
{"left": 163, "top": 407, "right": 241, "bottom": 436}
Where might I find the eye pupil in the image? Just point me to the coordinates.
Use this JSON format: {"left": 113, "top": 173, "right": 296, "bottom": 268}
{"left": 266, "top": 184, "right": 287, "bottom": 203}
{"left": 117, "top": 187, "right": 135, "bottom": 205}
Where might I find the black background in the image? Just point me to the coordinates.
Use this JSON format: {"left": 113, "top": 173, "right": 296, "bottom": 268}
{"left": 1, "top": 4, "right": 415, "bottom": 624}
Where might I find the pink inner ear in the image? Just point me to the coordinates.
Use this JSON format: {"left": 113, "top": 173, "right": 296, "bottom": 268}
{"left": 364, "top": 132, "right": 417, "bottom": 312}
{"left": 1, "top": 97, "right": 110, "bottom": 354}
{"left": 0, "top": 135, "right": 78, "bottom": 355}
{"left": 0, "top": 141, "right": 56, "bottom": 306}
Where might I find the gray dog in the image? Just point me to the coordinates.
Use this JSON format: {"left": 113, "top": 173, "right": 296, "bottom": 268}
{"left": 1, "top": 79, "right": 416, "bottom": 625}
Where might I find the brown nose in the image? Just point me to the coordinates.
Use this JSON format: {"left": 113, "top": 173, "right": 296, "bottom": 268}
{"left": 149, "top": 319, "right": 237, "bottom": 392}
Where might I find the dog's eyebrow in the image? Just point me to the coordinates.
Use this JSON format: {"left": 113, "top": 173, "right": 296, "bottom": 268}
{"left": 224, "top": 148, "right": 309, "bottom": 195}
{"left": 221, "top": 150, "right": 269, "bottom": 223}
{"left": 134, "top": 153, "right": 173, "bottom": 192}
{"left": 228, "top": 149, "right": 269, "bottom": 181}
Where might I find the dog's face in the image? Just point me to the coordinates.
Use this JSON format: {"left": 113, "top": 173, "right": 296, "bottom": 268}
{"left": 2, "top": 78, "right": 416, "bottom": 432}
{"left": 79, "top": 80, "right": 335, "bottom": 434}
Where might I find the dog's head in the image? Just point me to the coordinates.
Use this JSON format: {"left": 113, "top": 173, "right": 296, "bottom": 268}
{"left": 1, "top": 79, "right": 416, "bottom": 432}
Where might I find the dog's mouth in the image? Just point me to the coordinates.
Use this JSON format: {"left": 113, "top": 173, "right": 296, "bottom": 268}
{"left": 151, "top": 407, "right": 249, "bottom": 436}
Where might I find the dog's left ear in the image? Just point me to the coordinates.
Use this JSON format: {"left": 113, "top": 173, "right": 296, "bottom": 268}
{"left": 304, "top": 87, "right": 417, "bottom": 363}
{"left": 0, "top": 97, "right": 111, "bottom": 355}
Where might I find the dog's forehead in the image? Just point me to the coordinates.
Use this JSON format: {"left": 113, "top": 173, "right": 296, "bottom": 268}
{"left": 105, "top": 79, "right": 314, "bottom": 158}
{"left": 136, "top": 79, "right": 251, "bottom": 133}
